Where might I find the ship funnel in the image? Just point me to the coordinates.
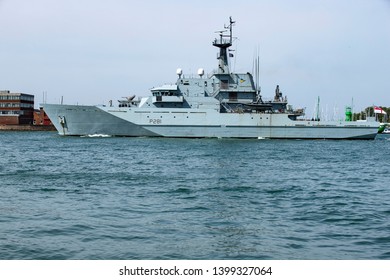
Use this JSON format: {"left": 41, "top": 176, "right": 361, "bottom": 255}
{"left": 197, "top": 68, "right": 204, "bottom": 78}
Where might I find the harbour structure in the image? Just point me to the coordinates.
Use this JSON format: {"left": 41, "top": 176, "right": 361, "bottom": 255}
{"left": 0, "top": 90, "right": 34, "bottom": 125}
{"left": 33, "top": 106, "right": 53, "bottom": 126}
{"left": 43, "top": 18, "right": 379, "bottom": 139}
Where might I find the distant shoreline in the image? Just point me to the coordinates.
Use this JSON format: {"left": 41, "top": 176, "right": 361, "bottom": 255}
{"left": 0, "top": 124, "right": 56, "bottom": 131}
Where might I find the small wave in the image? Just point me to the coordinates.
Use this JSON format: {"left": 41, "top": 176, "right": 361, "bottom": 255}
{"left": 81, "top": 134, "right": 112, "bottom": 138}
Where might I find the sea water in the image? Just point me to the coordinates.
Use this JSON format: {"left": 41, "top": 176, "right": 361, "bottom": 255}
{"left": 1, "top": 131, "right": 389, "bottom": 259}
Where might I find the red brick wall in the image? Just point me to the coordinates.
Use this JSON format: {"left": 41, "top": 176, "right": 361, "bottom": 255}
{"left": 0, "top": 116, "right": 19, "bottom": 125}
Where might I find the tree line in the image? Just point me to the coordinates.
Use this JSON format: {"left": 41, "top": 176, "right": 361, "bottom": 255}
{"left": 352, "top": 106, "right": 389, "bottom": 123}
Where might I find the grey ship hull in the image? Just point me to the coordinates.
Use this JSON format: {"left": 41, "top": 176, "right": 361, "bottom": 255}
{"left": 44, "top": 104, "right": 378, "bottom": 139}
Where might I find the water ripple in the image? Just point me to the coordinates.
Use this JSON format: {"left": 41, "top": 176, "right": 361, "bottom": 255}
{"left": 1, "top": 132, "right": 390, "bottom": 259}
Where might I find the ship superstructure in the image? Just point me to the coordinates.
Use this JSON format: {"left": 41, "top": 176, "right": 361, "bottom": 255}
{"left": 43, "top": 18, "right": 379, "bottom": 139}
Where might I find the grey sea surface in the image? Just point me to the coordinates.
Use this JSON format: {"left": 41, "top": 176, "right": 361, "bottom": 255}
{"left": 1, "top": 131, "right": 390, "bottom": 259}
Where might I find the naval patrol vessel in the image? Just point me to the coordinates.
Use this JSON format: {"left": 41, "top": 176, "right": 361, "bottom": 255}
{"left": 43, "top": 18, "right": 379, "bottom": 139}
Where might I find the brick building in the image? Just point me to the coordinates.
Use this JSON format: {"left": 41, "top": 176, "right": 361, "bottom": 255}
{"left": 33, "top": 107, "right": 53, "bottom": 126}
{"left": 0, "top": 90, "right": 35, "bottom": 125}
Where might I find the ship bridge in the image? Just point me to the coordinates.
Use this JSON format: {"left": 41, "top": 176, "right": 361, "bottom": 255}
{"left": 150, "top": 85, "right": 183, "bottom": 103}
{"left": 151, "top": 84, "right": 178, "bottom": 96}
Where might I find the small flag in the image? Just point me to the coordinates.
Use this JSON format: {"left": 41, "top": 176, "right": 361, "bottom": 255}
{"left": 374, "top": 106, "right": 387, "bottom": 114}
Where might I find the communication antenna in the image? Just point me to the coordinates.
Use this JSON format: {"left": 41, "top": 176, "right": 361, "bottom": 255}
{"left": 42, "top": 91, "right": 47, "bottom": 104}
{"left": 253, "top": 46, "right": 261, "bottom": 97}
{"left": 197, "top": 68, "right": 204, "bottom": 78}
{"left": 176, "top": 68, "right": 183, "bottom": 78}
{"left": 213, "top": 17, "right": 235, "bottom": 74}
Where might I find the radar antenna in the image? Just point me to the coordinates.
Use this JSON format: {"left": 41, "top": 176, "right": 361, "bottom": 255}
{"left": 213, "top": 17, "right": 235, "bottom": 74}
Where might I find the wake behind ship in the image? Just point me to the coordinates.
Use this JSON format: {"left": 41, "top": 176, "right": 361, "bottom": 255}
{"left": 43, "top": 18, "right": 379, "bottom": 139}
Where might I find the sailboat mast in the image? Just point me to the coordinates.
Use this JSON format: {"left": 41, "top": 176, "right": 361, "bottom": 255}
{"left": 316, "top": 96, "right": 320, "bottom": 120}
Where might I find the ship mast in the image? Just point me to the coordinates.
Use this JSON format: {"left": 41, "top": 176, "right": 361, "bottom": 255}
{"left": 213, "top": 17, "right": 235, "bottom": 74}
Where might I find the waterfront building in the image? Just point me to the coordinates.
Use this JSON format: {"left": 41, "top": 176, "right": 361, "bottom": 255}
{"left": 0, "top": 90, "right": 34, "bottom": 125}
{"left": 33, "top": 106, "right": 53, "bottom": 126}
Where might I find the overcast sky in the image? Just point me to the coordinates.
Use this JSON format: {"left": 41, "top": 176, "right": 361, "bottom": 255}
{"left": 1, "top": 0, "right": 389, "bottom": 118}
